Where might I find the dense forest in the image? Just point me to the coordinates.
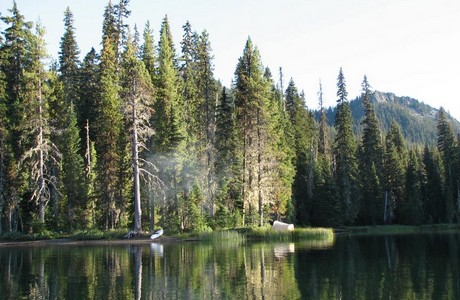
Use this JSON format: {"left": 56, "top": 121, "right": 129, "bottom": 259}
{"left": 0, "top": 1, "right": 459, "bottom": 235}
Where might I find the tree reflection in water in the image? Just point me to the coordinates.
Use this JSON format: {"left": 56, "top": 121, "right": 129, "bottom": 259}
{"left": 0, "top": 233, "right": 459, "bottom": 299}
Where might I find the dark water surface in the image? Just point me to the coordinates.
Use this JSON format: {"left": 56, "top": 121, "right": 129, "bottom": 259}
{"left": 0, "top": 232, "right": 459, "bottom": 299}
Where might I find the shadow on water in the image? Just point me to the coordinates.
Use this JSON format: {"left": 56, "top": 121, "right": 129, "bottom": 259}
{"left": 0, "top": 232, "right": 459, "bottom": 299}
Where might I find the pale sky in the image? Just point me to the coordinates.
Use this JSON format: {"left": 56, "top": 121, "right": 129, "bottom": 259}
{"left": 1, "top": 0, "right": 459, "bottom": 120}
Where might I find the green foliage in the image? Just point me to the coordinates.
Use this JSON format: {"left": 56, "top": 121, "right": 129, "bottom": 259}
{"left": 244, "top": 227, "right": 334, "bottom": 242}
{"left": 333, "top": 68, "right": 359, "bottom": 225}
{"left": 1, "top": 3, "right": 460, "bottom": 235}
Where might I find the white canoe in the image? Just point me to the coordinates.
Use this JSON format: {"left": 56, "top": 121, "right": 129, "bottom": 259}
{"left": 150, "top": 229, "right": 164, "bottom": 240}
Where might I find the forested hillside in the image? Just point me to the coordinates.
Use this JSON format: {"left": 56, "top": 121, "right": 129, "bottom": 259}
{"left": 1, "top": 1, "right": 459, "bottom": 235}
{"left": 322, "top": 91, "right": 460, "bottom": 145}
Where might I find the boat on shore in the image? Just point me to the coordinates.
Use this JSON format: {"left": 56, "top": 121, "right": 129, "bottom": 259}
{"left": 150, "top": 229, "right": 164, "bottom": 240}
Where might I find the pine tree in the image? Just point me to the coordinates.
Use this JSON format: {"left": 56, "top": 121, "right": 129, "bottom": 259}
{"left": 422, "top": 146, "right": 444, "bottom": 223}
{"left": 0, "top": 3, "right": 34, "bottom": 231}
{"left": 19, "top": 22, "right": 60, "bottom": 228}
{"left": 59, "top": 7, "right": 80, "bottom": 106}
{"left": 78, "top": 48, "right": 99, "bottom": 141}
{"left": 333, "top": 68, "right": 358, "bottom": 225}
{"left": 152, "top": 16, "right": 183, "bottom": 233}
{"left": 194, "top": 30, "right": 218, "bottom": 216}
{"left": 285, "top": 79, "right": 315, "bottom": 225}
{"left": 358, "top": 76, "right": 384, "bottom": 224}
{"left": 317, "top": 80, "right": 329, "bottom": 157}
{"left": 384, "top": 122, "right": 407, "bottom": 223}
{"left": 95, "top": 29, "right": 123, "bottom": 229}
{"left": 141, "top": 21, "right": 155, "bottom": 83}
{"left": 60, "top": 103, "right": 84, "bottom": 229}
{"left": 214, "top": 87, "right": 241, "bottom": 227}
{"left": 120, "top": 33, "right": 155, "bottom": 233}
{"left": 0, "top": 47, "right": 8, "bottom": 234}
{"left": 58, "top": 7, "right": 85, "bottom": 229}
{"left": 436, "top": 107, "right": 458, "bottom": 221}
{"left": 264, "top": 70, "right": 295, "bottom": 224}
{"left": 402, "top": 149, "right": 425, "bottom": 224}
{"left": 234, "top": 38, "right": 283, "bottom": 226}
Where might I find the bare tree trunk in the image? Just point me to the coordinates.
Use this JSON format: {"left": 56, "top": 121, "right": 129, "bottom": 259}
{"left": 37, "top": 72, "right": 46, "bottom": 224}
{"left": 257, "top": 108, "right": 263, "bottom": 227}
{"left": 133, "top": 107, "right": 142, "bottom": 232}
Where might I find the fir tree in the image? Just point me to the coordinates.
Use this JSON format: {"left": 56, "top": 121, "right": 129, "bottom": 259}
{"left": 152, "top": 16, "right": 183, "bottom": 233}
{"left": 422, "top": 146, "right": 444, "bottom": 223}
{"left": 358, "top": 76, "right": 384, "bottom": 224}
{"left": 95, "top": 30, "right": 123, "bottom": 229}
{"left": 214, "top": 87, "right": 241, "bottom": 227}
{"left": 58, "top": 7, "right": 80, "bottom": 106}
{"left": 140, "top": 20, "right": 155, "bottom": 83}
{"left": 78, "top": 48, "right": 99, "bottom": 141}
{"left": 317, "top": 80, "right": 329, "bottom": 157}
{"left": 384, "top": 122, "right": 407, "bottom": 223}
{"left": 60, "top": 103, "right": 84, "bottom": 229}
{"left": 285, "top": 79, "right": 315, "bottom": 225}
{"left": 58, "top": 7, "right": 85, "bottom": 229}
{"left": 333, "top": 68, "right": 358, "bottom": 225}
{"left": 19, "top": 22, "right": 60, "bottom": 227}
{"left": 234, "top": 38, "right": 286, "bottom": 226}
{"left": 436, "top": 107, "right": 458, "bottom": 221}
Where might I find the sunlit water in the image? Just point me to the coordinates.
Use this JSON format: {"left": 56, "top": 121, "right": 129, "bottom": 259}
{"left": 0, "top": 232, "right": 459, "bottom": 299}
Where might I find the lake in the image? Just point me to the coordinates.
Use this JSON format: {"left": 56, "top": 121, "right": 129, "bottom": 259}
{"left": 0, "top": 232, "right": 459, "bottom": 299}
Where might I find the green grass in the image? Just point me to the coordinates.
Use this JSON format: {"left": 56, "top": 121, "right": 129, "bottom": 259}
{"left": 342, "top": 224, "right": 460, "bottom": 235}
{"left": 196, "top": 230, "right": 246, "bottom": 243}
{"left": 71, "top": 229, "right": 129, "bottom": 240}
{"left": 242, "top": 227, "right": 334, "bottom": 242}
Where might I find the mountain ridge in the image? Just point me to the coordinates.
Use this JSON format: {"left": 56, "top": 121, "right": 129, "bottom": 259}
{"left": 320, "top": 91, "right": 460, "bottom": 145}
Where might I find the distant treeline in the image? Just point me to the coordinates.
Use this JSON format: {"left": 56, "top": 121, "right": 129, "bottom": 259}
{"left": 0, "top": 1, "right": 459, "bottom": 235}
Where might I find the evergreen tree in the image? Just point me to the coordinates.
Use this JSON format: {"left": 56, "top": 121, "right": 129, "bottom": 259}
{"left": 0, "top": 2, "right": 34, "bottom": 232}
{"left": 140, "top": 20, "right": 155, "bottom": 83}
{"left": 234, "top": 38, "right": 285, "bottom": 226}
{"left": 19, "top": 23, "right": 60, "bottom": 227}
{"left": 58, "top": 7, "right": 80, "bottom": 106}
{"left": 152, "top": 16, "right": 183, "bottom": 233}
{"left": 214, "top": 87, "right": 241, "bottom": 227}
{"left": 194, "top": 30, "right": 218, "bottom": 215}
{"left": 402, "top": 149, "right": 425, "bottom": 224}
{"left": 94, "top": 24, "right": 123, "bottom": 229}
{"left": 58, "top": 7, "right": 85, "bottom": 229}
{"left": 422, "top": 146, "right": 444, "bottom": 223}
{"left": 120, "top": 33, "right": 155, "bottom": 232}
{"left": 78, "top": 48, "right": 99, "bottom": 140}
{"left": 333, "top": 68, "right": 358, "bottom": 225}
{"left": 285, "top": 79, "right": 315, "bottom": 225}
{"left": 0, "top": 45, "right": 8, "bottom": 233}
{"left": 264, "top": 70, "right": 295, "bottom": 224}
{"left": 60, "top": 103, "right": 84, "bottom": 229}
{"left": 384, "top": 122, "right": 407, "bottom": 223}
{"left": 358, "top": 76, "right": 384, "bottom": 224}
{"left": 436, "top": 107, "right": 458, "bottom": 221}
{"left": 317, "top": 80, "right": 329, "bottom": 157}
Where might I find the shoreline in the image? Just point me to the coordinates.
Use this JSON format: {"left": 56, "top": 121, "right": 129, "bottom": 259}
{"left": 0, "top": 236, "right": 183, "bottom": 248}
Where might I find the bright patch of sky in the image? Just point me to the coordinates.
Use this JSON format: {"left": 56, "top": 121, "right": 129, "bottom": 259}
{"left": 1, "top": 0, "right": 459, "bottom": 120}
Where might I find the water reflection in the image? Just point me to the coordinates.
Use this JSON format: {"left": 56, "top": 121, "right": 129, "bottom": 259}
{"left": 149, "top": 243, "right": 163, "bottom": 257}
{"left": 274, "top": 243, "right": 295, "bottom": 258}
{"left": 0, "top": 233, "right": 459, "bottom": 299}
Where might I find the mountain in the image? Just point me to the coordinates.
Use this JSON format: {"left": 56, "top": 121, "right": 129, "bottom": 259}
{"left": 319, "top": 91, "right": 460, "bottom": 145}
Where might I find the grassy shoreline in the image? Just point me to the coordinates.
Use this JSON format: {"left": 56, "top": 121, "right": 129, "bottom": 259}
{"left": 1, "top": 224, "right": 458, "bottom": 245}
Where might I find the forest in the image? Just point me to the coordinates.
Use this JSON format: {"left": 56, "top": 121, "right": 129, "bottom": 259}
{"left": 0, "top": 1, "right": 459, "bottom": 235}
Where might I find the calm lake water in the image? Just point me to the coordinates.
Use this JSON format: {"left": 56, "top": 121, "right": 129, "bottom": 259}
{"left": 0, "top": 232, "right": 459, "bottom": 299}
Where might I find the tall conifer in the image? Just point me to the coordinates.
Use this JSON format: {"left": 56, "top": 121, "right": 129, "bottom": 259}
{"left": 333, "top": 68, "right": 358, "bottom": 224}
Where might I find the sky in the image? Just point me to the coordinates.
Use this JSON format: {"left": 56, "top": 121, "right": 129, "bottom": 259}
{"left": 1, "top": 0, "right": 460, "bottom": 120}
